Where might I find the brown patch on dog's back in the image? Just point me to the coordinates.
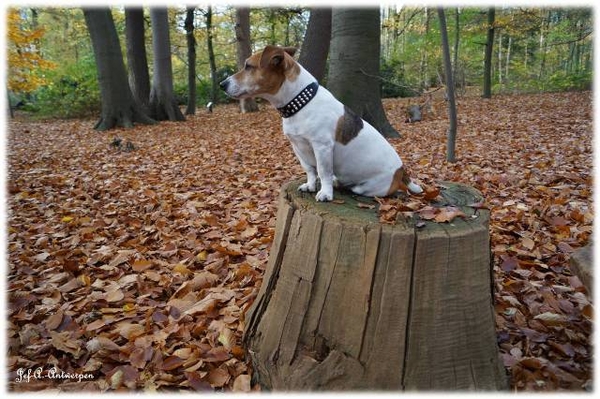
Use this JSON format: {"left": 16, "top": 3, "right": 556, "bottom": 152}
{"left": 335, "top": 106, "right": 363, "bottom": 145}
{"left": 386, "top": 166, "right": 413, "bottom": 195}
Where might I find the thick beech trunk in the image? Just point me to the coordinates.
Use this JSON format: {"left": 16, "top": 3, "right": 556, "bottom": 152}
{"left": 148, "top": 7, "right": 185, "bottom": 121}
{"left": 234, "top": 8, "right": 258, "bottom": 113}
{"left": 83, "top": 8, "right": 155, "bottom": 131}
{"left": 125, "top": 7, "right": 151, "bottom": 112}
{"left": 298, "top": 8, "right": 332, "bottom": 83}
{"left": 244, "top": 180, "right": 507, "bottom": 391}
{"left": 327, "top": 8, "right": 399, "bottom": 138}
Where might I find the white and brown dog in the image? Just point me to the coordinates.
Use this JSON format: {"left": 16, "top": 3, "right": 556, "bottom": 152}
{"left": 220, "top": 45, "right": 423, "bottom": 202}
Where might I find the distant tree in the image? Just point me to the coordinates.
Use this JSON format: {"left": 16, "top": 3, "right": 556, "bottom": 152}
{"left": 483, "top": 7, "right": 495, "bottom": 99}
{"left": 7, "top": 8, "right": 55, "bottom": 94}
{"left": 298, "top": 8, "right": 331, "bottom": 83}
{"left": 83, "top": 8, "right": 155, "bottom": 130}
{"left": 204, "top": 6, "right": 219, "bottom": 105}
{"left": 327, "top": 8, "right": 399, "bottom": 138}
{"left": 124, "top": 7, "right": 151, "bottom": 112}
{"left": 148, "top": 7, "right": 185, "bottom": 121}
{"left": 234, "top": 7, "right": 258, "bottom": 113}
{"left": 184, "top": 6, "right": 196, "bottom": 115}
{"left": 438, "top": 8, "right": 457, "bottom": 163}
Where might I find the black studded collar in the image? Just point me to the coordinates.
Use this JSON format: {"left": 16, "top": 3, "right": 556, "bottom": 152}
{"left": 276, "top": 82, "right": 319, "bottom": 118}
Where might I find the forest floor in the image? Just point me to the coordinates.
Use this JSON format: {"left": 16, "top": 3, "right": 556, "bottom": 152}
{"left": 7, "top": 90, "right": 593, "bottom": 392}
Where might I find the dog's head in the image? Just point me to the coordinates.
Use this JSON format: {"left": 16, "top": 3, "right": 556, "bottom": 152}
{"left": 220, "top": 45, "right": 299, "bottom": 99}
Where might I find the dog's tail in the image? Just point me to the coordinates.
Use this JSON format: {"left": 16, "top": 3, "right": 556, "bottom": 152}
{"left": 389, "top": 165, "right": 423, "bottom": 195}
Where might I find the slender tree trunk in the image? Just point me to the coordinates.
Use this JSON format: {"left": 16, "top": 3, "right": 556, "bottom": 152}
{"left": 205, "top": 6, "right": 219, "bottom": 105}
{"left": 524, "top": 41, "right": 528, "bottom": 72}
{"left": 148, "top": 7, "right": 185, "bottom": 121}
{"left": 482, "top": 7, "right": 495, "bottom": 98}
{"left": 7, "top": 88, "right": 14, "bottom": 118}
{"left": 453, "top": 8, "right": 460, "bottom": 91}
{"left": 497, "top": 31, "right": 503, "bottom": 86}
{"left": 505, "top": 36, "right": 511, "bottom": 81}
{"left": 438, "top": 8, "right": 457, "bottom": 163}
{"left": 328, "top": 8, "right": 399, "bottom": 138}
{"left": 184, "top": 7, "right": 196, "bottom": 115}
{"left": 234, "top": 7, "right": 258, "bottom": 113}
{"left": 125, "top": 7, "right": 151, "bottom": 112}
{"left": 83, "top": 8, "right": 155, "bottom": 131}
{"left": 538, "top": 11, "right": 549, "bottom": 82}
{"left": 298, "top": 8, "right": 332, "bottom": 83}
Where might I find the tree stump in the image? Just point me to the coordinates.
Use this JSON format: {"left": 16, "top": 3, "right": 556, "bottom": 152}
{"left": 244, "top": 180, "right": 507, "bottom": 391}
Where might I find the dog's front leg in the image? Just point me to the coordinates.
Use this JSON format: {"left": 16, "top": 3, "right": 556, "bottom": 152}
{"left": 312, "top": 141, "right": 334, "bottom": 202}
{"left": 290, "top": 142, "right": 318, "bottom": 192}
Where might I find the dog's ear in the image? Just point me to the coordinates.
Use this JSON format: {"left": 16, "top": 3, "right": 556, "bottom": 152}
{"left": 260, "top": 45, "right": 296, "bottom": 70}
{"left": 282, "top": 47, "right": 298, "bottom": 57}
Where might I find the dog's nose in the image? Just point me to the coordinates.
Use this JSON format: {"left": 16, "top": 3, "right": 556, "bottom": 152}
{"left": 219, "top": 79, "right": 229, "bottom": 91}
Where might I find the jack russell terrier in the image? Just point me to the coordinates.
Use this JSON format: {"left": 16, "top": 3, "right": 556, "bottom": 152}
{"left": 220, "top": 45, "right": 423, "bottom": 202}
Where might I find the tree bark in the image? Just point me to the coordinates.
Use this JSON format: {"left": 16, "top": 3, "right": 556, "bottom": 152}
{"left": 438, "top": 8, "right": 458, "bottom": 163}
{"left": 83, "top": 8, "right": 155, "bottom": 131}
{"left": 244, "top": 180, "right": 507, "bottom": 390}
{"left": 298, "top": 8, "right": 331, "bottom": 83}
{"left": 184, "top": 7, "right": 196, "bottom": 115}
{"left": 482, "top": 7, "right": 495, "bottom": 99}
{"left": 327, "top": 8, "right": 399, "bottom": 138}
{"left": 125, "top": 7, "right": 151, "bottom": 112}
{"left": 205, "top": 6, "right": 219, "bottom": 105}
{"left": 148, "top": 7, "right": 185, "bottom": 121}
{"left": 234, "top": 7, "right": 258, "bottom": 113}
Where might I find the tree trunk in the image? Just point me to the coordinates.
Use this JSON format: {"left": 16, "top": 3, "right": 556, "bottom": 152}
{"left": 234, "top": 7, "right": 258, "bottom": 113}
{"left": 505, "top": 36, "right": 512, "bottom": 81}
{"left": 244, "top": 180, "right": 507, "bottom": 390}
{"left": 453, "top": 8, "right": 460, "bottom": 91}
{"left": 7, "top": 89, "right": 14, "bottom": 119}
{"left": 83, "top": 8, "right": 156, "bottom": 131}
{"left": 125, "top": 7, "right": 151, "bottom": 112}
{"left": 184, "top": 7, "right": 196, "bottom": 115}
{"left": 205, "top": 6, "right": 219, "bottom": 105}
{"left": 298, "top": 8, "right": 332, "bottom": 83}
{"left": 497, "top": 31, "right": 503, "bottom": 86}
{"left": 438, "top": 8, "right": 458, "bottom": 163}
{"left": 148, "top": 7, "right": 185, "bottom": 121}
{"left": 327, "top": 8, "right": 399, "bottom": 138}
{"left": 482, "top": 7, "right": 495, "bottom": 99}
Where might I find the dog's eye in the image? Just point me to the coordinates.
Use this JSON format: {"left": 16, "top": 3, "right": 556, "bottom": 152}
{"left": 244, "top": 63, "right": 254, "bottom": 71}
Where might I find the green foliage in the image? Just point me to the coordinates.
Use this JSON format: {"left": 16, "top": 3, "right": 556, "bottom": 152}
{"left": 31, "top": 54, "right": 100, "bottom": 118}
{"left": 380, "top": 58, "right": 419, "bottom": 98}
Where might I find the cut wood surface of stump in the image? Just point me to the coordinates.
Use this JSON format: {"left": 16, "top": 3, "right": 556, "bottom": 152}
{"left": 244, "top": 180, "right": 508, "bottom": 391}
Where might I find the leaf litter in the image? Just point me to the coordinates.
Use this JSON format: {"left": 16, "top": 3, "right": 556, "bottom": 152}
{"left": 7, "top": 91, "right": 592, "bottom": 391}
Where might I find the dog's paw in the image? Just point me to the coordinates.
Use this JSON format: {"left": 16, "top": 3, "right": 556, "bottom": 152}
{"left": 315, "top": 189, "right": 333, "bottom": 202}
{"left": 298, "top": 182, "right": 316, "bottom": 193}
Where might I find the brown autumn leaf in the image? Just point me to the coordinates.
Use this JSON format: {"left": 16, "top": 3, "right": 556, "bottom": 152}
{"left": 423, "top": 186, "right": 441, "bottom": 200}
{"left": 132, "top": 259, "right": 153, "bottom": 272}
{"left": 232, "top": 374, "right": 251, "bottom": 392}
{"left": 45, "top": 310, "right": 64, "bottom": 331}
{"left": 207, "top": 367, "right": 230, "bottom": 388}
{"left": 162, "top": 355, "right": 186, "bottom": 371}
{"left": 434, "top": 207, "right": 466, "bottom": 223}
{"left": 357, "top": 202, "right": 376, "bottom": 209}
